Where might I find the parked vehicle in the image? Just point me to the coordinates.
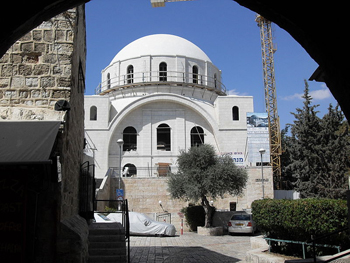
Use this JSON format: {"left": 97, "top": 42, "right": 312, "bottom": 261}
{"left": 227, "top": 211, "right": 256, "bottom": 234}
{"left": 94, "top": 212, "right": 176, "bottom": 236}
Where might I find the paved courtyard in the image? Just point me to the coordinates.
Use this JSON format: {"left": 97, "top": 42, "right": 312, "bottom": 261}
{"left": 129, "top": 233, "right": 251, "bottom": 263}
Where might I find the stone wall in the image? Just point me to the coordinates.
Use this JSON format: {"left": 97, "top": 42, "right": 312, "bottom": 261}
{"left": 0, "top": 5, "right": 88, "bottom": 262}
{"left": 0, "top": 10, "right": 77, "bottom": 121}
{"left": 117, "top": 166, "right": 273, "bottom": 232}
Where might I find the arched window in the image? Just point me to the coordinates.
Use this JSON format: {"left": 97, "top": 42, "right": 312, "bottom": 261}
{"left": 159, "top": 62, "right": 167, "bottom": 81}
{"left": 191, "top": 126, "right": 204, "bottom": 147}
{"left": 192, "top": 65, "right": 198, "bottom": 84}
{"left": 123, "top": 126, "right": 137, "bottom": 151}
{"left": 107, "top": 73, "right": 111, "bottom": 89}
{"left": 157, "top": 123, "right": 171, "bottom": 151}
{"left": 90, "top": 106, "right": 97, "bottom": 121}
{"left": 127, "top": 65, "right": 134, "bottom": 84}
{"left": 232, "top": 106, "right": 239, "bottom": 121}
{"left": 122, "top": 163, "right": 137, "bottom": 177}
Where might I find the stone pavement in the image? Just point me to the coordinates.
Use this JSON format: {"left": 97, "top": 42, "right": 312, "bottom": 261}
{"left": 129, "top": 232, "right": 251, "bottom": 263}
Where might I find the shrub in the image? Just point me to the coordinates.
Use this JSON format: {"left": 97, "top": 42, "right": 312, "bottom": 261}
{"left": 252, "top": 199, "right": 349, "bottom": 257}
{"left": 181, "top": 206, "right": 206, "bottom": 231}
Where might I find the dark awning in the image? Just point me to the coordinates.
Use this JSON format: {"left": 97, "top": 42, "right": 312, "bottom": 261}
{"left": 0, "top": 121, "right": 61, "bottom": 164}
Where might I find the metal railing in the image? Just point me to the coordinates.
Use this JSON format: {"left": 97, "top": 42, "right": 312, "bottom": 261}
{"left": 95, "top": 70, "right": 226, "bottom": 95}
{"left": 264, "top": 237, "right": 341, "bottom": 259}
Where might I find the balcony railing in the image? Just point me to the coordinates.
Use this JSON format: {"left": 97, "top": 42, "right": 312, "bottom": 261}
{"left": 95, "top": 70, "right": 226, "bottom": 95}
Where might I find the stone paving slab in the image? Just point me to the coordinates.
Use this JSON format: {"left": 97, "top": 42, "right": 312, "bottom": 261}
{"left": 129, "top": 233, "right": 251, "bottom": 263}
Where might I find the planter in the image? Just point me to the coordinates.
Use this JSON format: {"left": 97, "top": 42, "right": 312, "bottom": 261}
{"left": 197, "top": 226, "right": 223, "bottom": 236}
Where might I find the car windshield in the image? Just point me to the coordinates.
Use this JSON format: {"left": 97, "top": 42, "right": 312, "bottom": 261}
{"left": 231, "top": 214, "right": 250, "bottom": 221}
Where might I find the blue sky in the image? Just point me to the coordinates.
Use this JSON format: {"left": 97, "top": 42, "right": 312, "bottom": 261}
{"left": 85, "top": 0, "right": 338, "bottom": 129}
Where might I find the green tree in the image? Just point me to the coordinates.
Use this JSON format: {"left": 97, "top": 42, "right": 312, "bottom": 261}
{"left": 167, "top": 144, "right": 247, "bottom": 227}
{"left": 285, "top": 80, "right": 323, "bottom": 198}
{"left": 283, "top": 80, "right": 350, "bottom": 198}
{"left": 317, "top": 104, "right": 350, "bottom": 198}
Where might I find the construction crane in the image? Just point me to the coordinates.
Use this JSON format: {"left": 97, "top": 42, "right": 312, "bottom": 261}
{"left": 151, "top": 0, "right": 193, "bottom": 8}
{"left": 255, "top": 15, "right": 282, "bottom": 189}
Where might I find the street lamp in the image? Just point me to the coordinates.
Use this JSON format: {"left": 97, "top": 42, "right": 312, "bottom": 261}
{"left": 259, "top": 148, "right": 266, "bottom": 199}
{"left": 117, "top": 139, "right": 124, "bottom": 190}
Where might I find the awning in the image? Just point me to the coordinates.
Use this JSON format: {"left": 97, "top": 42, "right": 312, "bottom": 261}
{"left": 0, "top": 121, "right": 61, "bottom": 164}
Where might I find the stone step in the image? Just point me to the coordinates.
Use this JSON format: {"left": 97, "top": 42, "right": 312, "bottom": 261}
{"left": 89, "top": 241, "right": 125, "bottom": 249}
{"left": 88, "top": 255, "right": 127, "bottom": 263}
{"left": 89, "top": 234, "right": 125, "bottom": 242}
{"left": 89, "top": 247, "right": 126, "bottom": 256}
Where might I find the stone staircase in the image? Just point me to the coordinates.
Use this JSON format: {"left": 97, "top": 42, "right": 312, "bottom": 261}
{"left": 88, "top": 222, "right": 127, "bottom": 263}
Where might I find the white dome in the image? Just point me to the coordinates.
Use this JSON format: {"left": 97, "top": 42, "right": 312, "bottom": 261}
{"left": 110, "top": 34, "right": 212, "bottom": 64}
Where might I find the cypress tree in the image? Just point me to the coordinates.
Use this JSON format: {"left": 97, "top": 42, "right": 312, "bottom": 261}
{"left": 286, "top": 80, "right": 322, "bottom": 198}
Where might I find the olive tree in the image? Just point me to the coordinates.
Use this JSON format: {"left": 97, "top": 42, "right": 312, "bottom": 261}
{"left": 168, "top": 144, "right": 248, "bottom": 228}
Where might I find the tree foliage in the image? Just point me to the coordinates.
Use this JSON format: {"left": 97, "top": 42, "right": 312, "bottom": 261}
{"left": 282, "top": 80, "right": 350, "bottom": 198}
{"left": 167, "top": 144, "right": 248, "bottom": 227}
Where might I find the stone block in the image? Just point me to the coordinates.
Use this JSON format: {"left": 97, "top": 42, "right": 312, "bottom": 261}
{"left": 43, "top": 30, "right": 53, "bottom": 42}
{"left": 55, "top": 30, "right": 66, "bottom": 41}
{"left": 41, "top": 76, "right": 56, "bottom": 87}
{"left": 1, "top": 64, "right": 13, "bottom": 77}
{"left": 33, "top": 30, "right": 43, "bottom": 41}
{"left": 11, "top": 54, "right": 22, "bottom": 64}
{"left": 57, "top": 77, "right": 71, "bottom": 87}
{"left": 33, "top": 64, "right": 50, "bottom": 75}
{"left": 0, "top": 78, "right": 9, "bottom": 87}
{"left": 25, "top": 77, "right": 38, "bottom": 87}
{"left": 21, "top": 42, "right": 33, "bottom": 52}
{"left": 34, "top": 43, "right": 46, "bottom": 52}
{"left": 18, "top": 64, "right": 33, "bottom": 76}
{"left": 11, "top": 76, "right": 25, "bottom": 87}
{"left": 42, "top": 54, "right": 57, "bottom": 64}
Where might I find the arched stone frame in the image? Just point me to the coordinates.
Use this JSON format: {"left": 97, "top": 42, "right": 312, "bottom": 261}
{"left": 122, "top": 163, "right": 137, "bottom": 177}
{"left": 192, "top": 65, "right": 198, "bottom": 84}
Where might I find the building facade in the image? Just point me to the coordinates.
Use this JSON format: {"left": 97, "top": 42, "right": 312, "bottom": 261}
{"left": 85, "top": 34, "right": 273, "bottom": 221}
{"left": 85, "top": 34, "right": 268, "bottom": 179}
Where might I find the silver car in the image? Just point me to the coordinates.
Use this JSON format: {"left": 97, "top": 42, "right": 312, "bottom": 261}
{"left": 228, "top": 211, "right": 256, "bottom": 234}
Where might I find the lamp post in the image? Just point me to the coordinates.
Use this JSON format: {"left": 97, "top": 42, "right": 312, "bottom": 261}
{"left": 259, "top": 148, "right": 266, "bottom": 199}
{"left": 117, "top": 139, "right": 124, "bottom": 190}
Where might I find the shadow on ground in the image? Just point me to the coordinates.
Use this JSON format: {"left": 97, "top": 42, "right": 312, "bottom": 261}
{"left": 131, "top": 246, "right": 241, "bottom": 263}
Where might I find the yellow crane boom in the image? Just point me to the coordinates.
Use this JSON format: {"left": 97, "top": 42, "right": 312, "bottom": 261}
{"left": 256, "top": 14, "right": 282, "bottom": 189}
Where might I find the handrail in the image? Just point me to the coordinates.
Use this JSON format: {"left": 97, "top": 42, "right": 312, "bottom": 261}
{"left": 95, "top": 70, "right": 226, "bottom": 95}
{"left": 264, "top": 237, "right": 341, "bottom": 259}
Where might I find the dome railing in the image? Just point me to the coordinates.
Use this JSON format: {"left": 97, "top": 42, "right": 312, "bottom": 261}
{"left": 95, "top": 70, "right": 226, "bottom": 95}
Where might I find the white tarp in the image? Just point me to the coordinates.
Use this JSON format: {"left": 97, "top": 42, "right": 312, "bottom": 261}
{"left": 94, "top": 212, "right": 176, "bottom": 236}
{"left": 0, "top": 121, "right": 61, "bottom": 163}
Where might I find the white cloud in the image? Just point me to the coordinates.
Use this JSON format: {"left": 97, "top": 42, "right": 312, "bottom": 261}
{"left": 227, "top": 89, "right": 249, "bottom": 96}
{"left": 281, "top": 86, "right": 331, "bottom": 101}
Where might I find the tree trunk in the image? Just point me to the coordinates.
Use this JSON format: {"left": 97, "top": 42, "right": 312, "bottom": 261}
{"left": 201, "top": 195, "right": 214, "bottom": 228}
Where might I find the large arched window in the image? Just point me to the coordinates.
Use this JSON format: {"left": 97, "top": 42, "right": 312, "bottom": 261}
{"left": 192, "top": 65, "right": 198, "bottom": 84}
{"left": 157, "top": 124, "right": 171, "bottom": 151}
{"left": 123, "top": 126, "right": 137, "bottom": 151}
{"left": 122, "top": 163, "right": 137, "bottom": 177}
{"left": 107, "top": 73, "right": 111, "bottom": 89}
{"left": 90, "top": 106, "right": 97, "bottom": 121}
{"left": 159, "top": 62, "right": 167, "bottom": 81}
{"left": 127, "top": 65, "right": 134, "bottom": 84}
{"left": 232, "top": 106, "right": 239, "bottom": 121}
{"left": 191, "top": 126, "right": 205, "bottom": 147}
